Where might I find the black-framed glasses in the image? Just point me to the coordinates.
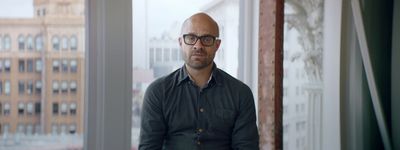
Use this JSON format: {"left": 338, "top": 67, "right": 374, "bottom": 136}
{"left": 182, "top": 34, "right": 218, "bottom": 47}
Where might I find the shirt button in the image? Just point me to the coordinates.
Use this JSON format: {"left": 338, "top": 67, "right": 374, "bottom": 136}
{"left": 197, "top": 141, "right": 201, "bottom": 145}
{"left": 199, "top": 108, "right": 204, "bottom": 112}
{"left": 198, "top": 128, "right": 203, "bottom": 133}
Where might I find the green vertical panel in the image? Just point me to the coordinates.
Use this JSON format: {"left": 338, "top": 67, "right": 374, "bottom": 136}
{"left": 392, "top": 0, "right": 400, "bottom": 149}
{"left": 362, "top": 0, "right": 393, "bottom": 149}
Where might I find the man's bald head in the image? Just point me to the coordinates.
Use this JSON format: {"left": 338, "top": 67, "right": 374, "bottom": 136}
{"left": 181, "top": 13, "right": 220, "bottom": 37}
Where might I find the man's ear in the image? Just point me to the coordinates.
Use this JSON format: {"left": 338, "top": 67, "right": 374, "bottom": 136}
{"left": 178, "top": 37, "right": 183, "bottom": 46}
{"left": 215, "top": 39, "right": 221, "bottom": 50}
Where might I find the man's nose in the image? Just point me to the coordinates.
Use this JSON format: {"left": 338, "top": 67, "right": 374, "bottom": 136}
{"left": 193, "top": 38, "right": 204, "bottom": 50}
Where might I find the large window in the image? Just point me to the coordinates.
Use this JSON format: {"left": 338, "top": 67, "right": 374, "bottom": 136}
{"left": 0, "top": 1, "right": 85, "bottom": 148}
{"left": 131, "top": 0, "right": 242, "bottom": 148}
{"left": 283, "top": 0, "right": 328, "bottom": 149}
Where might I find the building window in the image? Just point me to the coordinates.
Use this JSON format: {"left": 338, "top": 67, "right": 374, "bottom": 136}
{"left": 60, "top": 124, "right": 67, "bottom": 134}
{"left": 0, "top": 60, "right": 3, "bottom": 72}
{"left": 51, "top": 124, "right": 58, "bottom": 135}
{"left": 19, "top": 59, "right": 25, "bottom": 72}
{"left": 0, "top": 81, "right": 2, "bottom": 95}
{"left": 70, "top": 103, "right": 77, "bottom": 115}
{"left": 283, "top": 87, "right": 288, "bottom": 97}
{"left": 27, "top": 59, "right": 34, "bottom": 72}
{"left": 61, "top": 103, "right": 68, "bottom": 115}
{"left": 296, "top": 138, "right": 300, "bottom": 149}
{"left": 4, "top": 35, "right": 11, "bottom": 50}
{"left": 0, "top": 103, "right": 2, "bottom": 115}
{"left": 18, "top": 80, "right": 25, "bottom": 95}
{"left": 155, "top": 48, "right": 162, "bottom": 62}
{"left": 283, "top": 124, "right": 289, "bottom": 134}
{"left": 53, "top": 103, "right": 59, "bottom": 115}
{"left": 3, "top": 103, "right": 10, "bottom": 115}
{"left": 163, "top": 48, "right": 170, "bottom": 62}
{"left": 4, "top": 80, "right": 10, "bottom": 95}
{"left": 35, "top": 124, "right": 41, "bottom": 134}
{"left": 42, "top": 9, "right": 46, "bottom": 16}
{"left": 70, "top": 81, "right": 77, "bottom": 93}
{"left": 69, "top": 124, "right": 76, "bottom": 134}
{"left": 283, "top": 105, "right": 288, "bottom": 115}
{"left": 62, "top": 36, "right": 68, "bottom": 50}
{"left": 17, "top": 123, "right": 25, "bottom": 135}
{"left": 35, "top": 80, "right": 42, "bottom": 94}
{"left": 149, "top": 48, "right": 154, "bottom": 67}
{"left": 27, "top": 102, "right": 34, "bottom": 115}
{"left": 35, "top": 35, "right": 43, "bottom": 51}
{"left": 18, "top": 35, "right": 25, "bottom": 51}
{"left": 2, "top": 124, "right": 10, "bottom": 135}
{"left": 53, "top": 60, "right": 60, "bottom": 72}
{"left": 27, "top": 35, "right": 34, "bottom": 51}
{"left": 52, "top": 81, "right": 59, "bottom": 94}
{"left": 36, "top": 59, "right": 42, "bottom": 72}
{"left": 26, "top": 124, "right": 33, "bottom": 135}
{"left": 70, "top": 59, "right": 77, "bottom": 73}
{"left": 61, "top": 81, "right": 68, "bottom": 93}
{"left": 62, "top": 59, "right": 69, "bottom": 72}
{"left": 4, "top": 59, "right": 11, "bottom": 72}
{"left": 0, "top": 36, "right": 3, "bottom": 51}
{"left": 284, "top": 68, "right": 288, "bottom": 78}
{"left": 35, "top": 102, "right": 41, "bottom": 114}
{"left": 172, "top": 48, "right": 179, "bottom": 61}
{"left": 18, "top": 102, "right": 25, "bottom": 115}
{"left": 27, "top": 81, "right": 34, "bottom": 94}
{"left": 52, "top": 36, "right": 60, "bottom": 51}
{"left": 70, "top": 35, "right": 78, "bottom": 50}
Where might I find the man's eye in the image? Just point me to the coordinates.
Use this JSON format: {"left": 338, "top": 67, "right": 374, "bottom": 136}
{"left": 189, "top": 36, "right": 196, "bottom": 40}
{"left": 203, "top": 37, "right": 213, "bottom": 43}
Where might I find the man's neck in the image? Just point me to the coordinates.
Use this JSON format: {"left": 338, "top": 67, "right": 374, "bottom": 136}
{"left": 185, "top": 63, "right": 213, "bottom": 88}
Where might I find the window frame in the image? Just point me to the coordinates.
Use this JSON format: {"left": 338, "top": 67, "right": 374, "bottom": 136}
{"left": 85, "top": 0, "right": 132, "bottom": 149}
{"left": 321, "top": 0, "right": 342, "bottom": 149}
{"left": 18, "top": 34, "right": 25, "bottom": 51}
{"left": 35, "top": 35, "right": 43, "bottom": 51}
{"left": 52, "top": 35, "right": 60, "bottom": 51}
{"left": 84, "top": 0, "right": 262, "bottom": 149}
{"left": 4, "top": 34, "right": 11, "bottom": 50}
{"left": 70, "top": 35, "right": 78, "bottom": 51}
{"left": 62, "top": 35, "right": 69, "bottom": 50}
{"left": 27, "top": 35, "right": 34, "bottom": 51}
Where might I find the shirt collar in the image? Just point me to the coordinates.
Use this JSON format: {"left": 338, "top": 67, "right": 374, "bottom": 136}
{"left": 177, "top": 63, "right": 222, "bottom": 86}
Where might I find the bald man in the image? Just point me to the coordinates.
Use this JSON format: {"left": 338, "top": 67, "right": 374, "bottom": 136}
{"left": 139, "top": 13, "right": 259, "bottom": 150}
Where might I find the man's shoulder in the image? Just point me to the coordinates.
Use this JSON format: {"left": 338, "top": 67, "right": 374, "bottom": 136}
{"left": 216, "top": 68, "right": 253, "bottom": 95}
{"left": 148, "top": 69, "right": 180, "bottom": 89}
{"left": 217, "top": 69, "right": 250, "bottom": 87}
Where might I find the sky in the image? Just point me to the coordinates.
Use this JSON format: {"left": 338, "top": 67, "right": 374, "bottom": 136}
{"left": 0, "top": 0, "right": 34, "bottom": 18}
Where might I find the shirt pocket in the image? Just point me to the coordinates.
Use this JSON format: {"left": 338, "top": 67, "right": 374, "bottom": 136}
{"left": 209, "top": 109, "right": 236, "bottom": 136}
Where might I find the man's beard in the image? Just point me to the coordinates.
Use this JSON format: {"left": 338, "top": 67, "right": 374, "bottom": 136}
{"left": 184, "top": 51, "right": 214, "bottom": 70}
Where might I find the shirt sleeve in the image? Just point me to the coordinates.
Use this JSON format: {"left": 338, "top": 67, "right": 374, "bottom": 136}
{"left": 231, "top": 87, "right": 260, "bottom": 150}
{"left": 139, "top": 81, "right": 166, "bottom": 150}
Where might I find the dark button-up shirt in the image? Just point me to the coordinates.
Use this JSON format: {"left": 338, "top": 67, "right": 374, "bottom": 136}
{"left": 139, "top": 64, "right": 259, "bottom": 150}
